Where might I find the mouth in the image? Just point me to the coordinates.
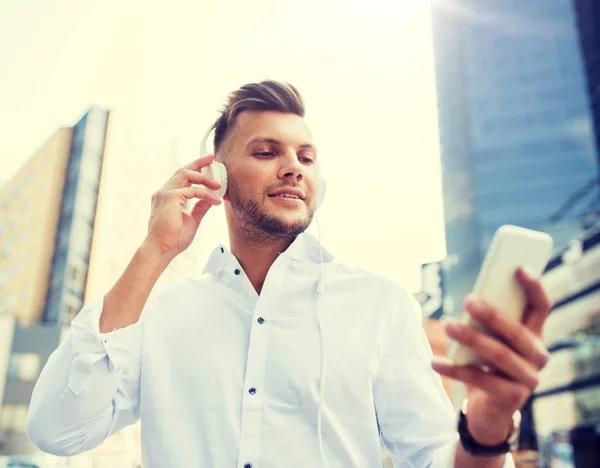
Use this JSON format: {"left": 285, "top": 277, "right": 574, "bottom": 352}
{"left": 267, "top": 192, "right": 305, "bottom": 208}
{"left": 267, "top": 188, "right": 306, "bottom": 201}
{"left": 268, "top": 194, "right": 303, "bottom": 200}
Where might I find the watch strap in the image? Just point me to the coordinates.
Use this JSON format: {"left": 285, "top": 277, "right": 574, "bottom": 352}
{"left": 458, "top": 408, "right": 513, "bottom": 456}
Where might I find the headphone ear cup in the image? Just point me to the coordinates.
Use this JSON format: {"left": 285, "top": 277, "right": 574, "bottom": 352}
{"left": 203, "top": 162, "right": 228, "bottom": 199}
{"left": 316, "top": 176, "right": 326, "bottom": 209}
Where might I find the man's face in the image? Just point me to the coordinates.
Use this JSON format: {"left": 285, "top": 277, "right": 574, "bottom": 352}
{"left": 220, "top": 110, "right": 319, "bottom": 239}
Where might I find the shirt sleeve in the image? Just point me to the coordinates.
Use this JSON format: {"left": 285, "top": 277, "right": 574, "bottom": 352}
{"left": 26, "top": 295, "right": 143, "bottom": 456}
{"left": 374, "top": 285, "right": 515, "bottom": 467}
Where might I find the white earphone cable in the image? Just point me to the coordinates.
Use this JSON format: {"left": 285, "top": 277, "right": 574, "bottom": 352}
{"left": 315, "top": 209, "right": 329, "bottom": 467}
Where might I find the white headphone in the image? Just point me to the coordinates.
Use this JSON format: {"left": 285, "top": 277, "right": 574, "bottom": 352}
{"left": 199, "top": 124, "right": 327, "bottom": 208}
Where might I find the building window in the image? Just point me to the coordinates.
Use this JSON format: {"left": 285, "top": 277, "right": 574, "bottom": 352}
{"left": 70, "top": 217, "right": 93, "bottom": 251}
{"left": 62, "top": 293, "right": 83, "bottom": 323}
{"left": 67, "top": 263, "right": 86, "bottom": 283}
{"left": 0, "top": 294, "right": 17, "bottom": 313}
{"left": 0, "top": 404, "right": 28, "bottom": 432}
{"left": 7, "top": 353, "right": 41, "bottom": 381}
{"left": 66, "top": 257, "right": 88, "bottom": 295}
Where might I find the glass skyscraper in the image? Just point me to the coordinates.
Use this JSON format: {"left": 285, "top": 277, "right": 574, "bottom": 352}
{"left": 0, "top": 108, "right": 109, "bottom": 455}
{"left": 43, "top": 108, "right": 109, "bottom": 325}
{"left": 431, "top": 0, "right": 600, "bottom": 314}
{"left": 574, "top": 0, "right": 600, "bottom": 167}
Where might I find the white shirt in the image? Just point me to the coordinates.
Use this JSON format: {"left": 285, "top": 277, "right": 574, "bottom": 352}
{"left": 27, "top": 233, "right": 513, "bottom": 467}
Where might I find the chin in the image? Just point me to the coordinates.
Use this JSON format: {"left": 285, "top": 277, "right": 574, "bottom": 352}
{"left": 268, "top": 210, "right": 313, "bottom": 235}
{"left": 231, "top": 195, "right": 314, "bottom": 237}
{"left": 275, "top": 208, "right": 310, "bottom": 223}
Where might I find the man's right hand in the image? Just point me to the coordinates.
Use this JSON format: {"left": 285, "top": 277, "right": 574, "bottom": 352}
{"left": 145, "top": 154, "right": 222, "bottom": 260}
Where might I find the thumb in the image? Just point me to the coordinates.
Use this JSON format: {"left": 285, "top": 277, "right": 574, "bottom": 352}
{"left": 189, "top": 199, "right": 213, "bottom": 224}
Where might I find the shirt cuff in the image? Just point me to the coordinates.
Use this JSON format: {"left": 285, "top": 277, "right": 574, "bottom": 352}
{"left": 68, "top": 296, "right": 142, "bottom": 395}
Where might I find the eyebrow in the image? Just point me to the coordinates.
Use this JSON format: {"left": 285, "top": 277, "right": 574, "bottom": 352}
{"left": 245, "top": 137, "right": 318, "bottom": 157}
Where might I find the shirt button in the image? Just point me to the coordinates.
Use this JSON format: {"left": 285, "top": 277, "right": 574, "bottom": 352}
{"left": 220, "top": 246, "right": 224, "bottom": 253}
{"left": 234, "top": 268, "right": 241, "bottom": 275}
{"left": 257, "top": 317, "right": 265, "bottom": 324}
{"left": 249, "top": 387, "right": 257, "bottom": 395}
{"left": 244, "top": 464, "right": 252, "bottom": 468}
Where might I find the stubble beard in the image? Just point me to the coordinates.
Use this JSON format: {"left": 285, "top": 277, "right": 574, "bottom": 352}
{"left": 228, "top": 177, "right": 315, "bottom": 242}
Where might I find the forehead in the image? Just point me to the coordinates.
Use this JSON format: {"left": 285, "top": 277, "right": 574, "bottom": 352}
{"left": 230, "top": 110, "right": 313, "bottom": 146}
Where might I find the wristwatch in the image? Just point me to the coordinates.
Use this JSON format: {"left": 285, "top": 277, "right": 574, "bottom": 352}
{"left": 458, "top": 398, "right": 521, "bottom": 456}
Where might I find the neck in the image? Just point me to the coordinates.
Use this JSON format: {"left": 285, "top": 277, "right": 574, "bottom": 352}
{"left": 228, "top": 224, "right": 297, "bottom": 294}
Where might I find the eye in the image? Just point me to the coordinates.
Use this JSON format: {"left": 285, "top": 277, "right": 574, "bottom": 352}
{"left": 254, "top": 151, "right": 275, "bottom": 157}
{"left": 299, "top": 156, "right": 314, "bottom": 164}
{"left": 298, "top": 152, "right": 315, "bottom": 164}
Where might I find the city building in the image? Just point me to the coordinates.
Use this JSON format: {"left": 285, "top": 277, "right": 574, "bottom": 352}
{"left": 533, "top": 223, "right": 600, "bottom": 465}
{"left": 0, "top": 127, "right": 75, "bottom": 326}
{"left": 0, "top": 107, "right": 116, "bottom": 458}
{"left": 0, "top": 106, "right": 220, "bottom": 464}
{"left": 431, "top": 0, "right": 600, "bottom": 315}
{"left": 573, "top": 0, "right": 600, "bottom": 164}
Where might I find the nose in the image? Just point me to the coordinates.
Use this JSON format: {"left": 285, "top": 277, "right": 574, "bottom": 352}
{"left": 278, "top": 151, "right": 304, "bottom": 182}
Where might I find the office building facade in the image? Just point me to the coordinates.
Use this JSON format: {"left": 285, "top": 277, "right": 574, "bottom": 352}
{"left": 0, "top": 105, "right": 201, "bottom": 464}
{"left": 0, "top": 107, "right": 110, "bottom": 456}
{"left": 431, "top": 0, "right": 600, "bottom": 314}
{"left": 573, "top": 0, "right": 600, "bottom": 165}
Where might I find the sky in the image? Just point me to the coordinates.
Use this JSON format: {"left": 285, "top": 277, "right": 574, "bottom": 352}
{"left": 0, "top": 0, "right": 447, "bottom": 292}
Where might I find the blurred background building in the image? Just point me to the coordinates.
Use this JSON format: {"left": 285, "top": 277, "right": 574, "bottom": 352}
{"left": 0, "top": 107, "right": 144, "bottom": 466}
{"left": 430, "top": 0, "right": 600, "bottom": 318}
{"left": 573, "top": 0, "right": 600, "bottom": 164}
{"left": 419, "top": 0, "right": 600, "bottom": 466}
{"left": 0, "top": 102, "right": 229, "bottom": 465}
{"left": 534, "top": 226, "right": 600, "bottom": 466}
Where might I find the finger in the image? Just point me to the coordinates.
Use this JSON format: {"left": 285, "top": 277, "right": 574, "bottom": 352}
{"left": 189, "top": 199, "right": 213, "bottom": 224}
{"left": 516, "top": 267, "right": 552, "bottom": 335}
{"left": 181, "top": 169, "right": 223, "bottom": 190}
{"left": 444, "top": 319, "right": 540, "bottom": 390}
{"left": 465, "top": 296, "right": 549, "bottom": 370}
{"left": 431, "top": 357, "right": 529, "bottom": 410}
{"left": 164, "top": 155, "right": 216, "bottom": 189}
{"left": 171, "top": 186, "right": 222, "bottom": 206}
{"left": 182, "top": 154, "right": 215, "bottom": 171}
{"left": 165, "top": 168, "right": 222, "bottom": 191}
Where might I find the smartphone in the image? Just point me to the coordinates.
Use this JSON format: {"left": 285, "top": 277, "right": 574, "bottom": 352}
{"left": 450, "top": 225, "right": 554, "bottom": 366}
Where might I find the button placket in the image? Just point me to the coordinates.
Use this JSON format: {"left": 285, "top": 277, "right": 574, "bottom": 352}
{"left": 237, "top": 304, "right": 267, "bottom": 466}
{"left": 237, "top": 258, "right": 289, "bottom": 467}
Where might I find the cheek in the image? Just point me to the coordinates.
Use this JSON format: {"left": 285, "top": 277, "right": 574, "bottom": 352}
{"left": 230, "top": 172, "right": 267, "bottom": 200}
{"left": 308, "top": 174, "right": 320, "bottom": 198}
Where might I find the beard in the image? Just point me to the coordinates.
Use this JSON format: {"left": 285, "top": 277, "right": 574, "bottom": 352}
{"left": 227, "top": 172, "right": 315, "bottom": 240}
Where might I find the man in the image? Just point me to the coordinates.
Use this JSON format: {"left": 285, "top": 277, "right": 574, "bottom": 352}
{"left": 27, "top": 81, "right": 551, "bottom": 467}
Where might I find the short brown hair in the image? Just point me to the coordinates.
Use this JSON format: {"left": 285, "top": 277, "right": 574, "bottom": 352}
{"left": 213, "top": 80, "right": 305, "bottom": 157}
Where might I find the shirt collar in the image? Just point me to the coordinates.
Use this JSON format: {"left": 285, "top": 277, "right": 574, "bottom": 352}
{"left": 202, "top": 232, "right": 334, "bottom": 279}
{"left": 281, "top": 231, "right": 334, "bottom": 263}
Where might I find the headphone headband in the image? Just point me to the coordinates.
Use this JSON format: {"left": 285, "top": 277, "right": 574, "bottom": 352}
{"left": 200, "top": 123, "right": 216, "bottom": 157}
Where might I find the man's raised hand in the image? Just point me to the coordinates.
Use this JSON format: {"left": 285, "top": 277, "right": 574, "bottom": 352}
{"left": 145, "top": 154, "right": 222, "bottom": 260}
